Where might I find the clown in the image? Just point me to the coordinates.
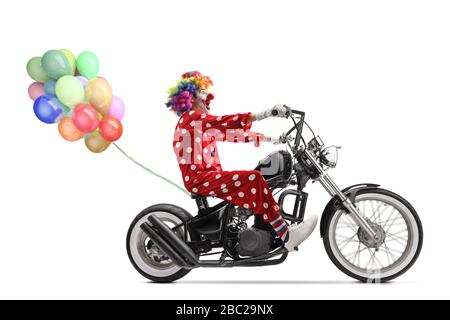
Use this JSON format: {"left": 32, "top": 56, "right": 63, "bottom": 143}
{"left": 166, "top": 71, "right": 317, "bottom": 251}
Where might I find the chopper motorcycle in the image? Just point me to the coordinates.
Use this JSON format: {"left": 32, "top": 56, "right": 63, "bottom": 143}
{"left": 126, "top": 107, "right": 423, "bottom": 283}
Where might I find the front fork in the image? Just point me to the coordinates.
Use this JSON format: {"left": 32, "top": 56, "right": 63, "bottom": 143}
{"left": 303, "top": 149, "right": 377, "bottom": 240}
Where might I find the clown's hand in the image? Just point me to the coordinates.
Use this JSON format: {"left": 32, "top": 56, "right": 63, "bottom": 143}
{"left": 271, "top": 104, "right": 291, "bottom": 118}
{"left": 265, "top": 136, "right": 281, "bottom": 144}
{"left": 279, "top": 133, "right": 293, "bottom": 144}
{"left": 263, "top": 133, "right": 293, "bottom": 145}
{"left": 255, "top": 104, "right": 291, "bottom": 121}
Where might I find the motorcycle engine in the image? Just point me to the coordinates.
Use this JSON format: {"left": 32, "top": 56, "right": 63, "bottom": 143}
{"left": 229, "top": 207, "right": 273, "bottom": 257}
{"left": 236, "top": 227, "right": 272, "bottom": 257}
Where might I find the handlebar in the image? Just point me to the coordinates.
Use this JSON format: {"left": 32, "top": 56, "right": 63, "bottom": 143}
{"left": 291, "top": 109, "right": 305, "bottom": 116}
{"left": 279, "top": 106, "right": 306, "bottom": 150}
{"left": 271, "top": 105, "right": 305, "bottom": 117}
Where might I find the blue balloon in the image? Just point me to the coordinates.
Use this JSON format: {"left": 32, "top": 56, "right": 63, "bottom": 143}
{"left": 44, "top": 79, "right": 57, "bottom": 95}
{"left": 33, "top": 95, "right": 64, "bottom": 124}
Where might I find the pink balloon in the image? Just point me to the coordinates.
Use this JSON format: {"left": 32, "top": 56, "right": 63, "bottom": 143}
{"left": 72, "top": 104, "right": 100, "bottom": 133}
{"left": 107, "top": 96, "right": 125, "bottom": 120}
{"left": 28, "top": 82, "right": 45, "bottom": 101}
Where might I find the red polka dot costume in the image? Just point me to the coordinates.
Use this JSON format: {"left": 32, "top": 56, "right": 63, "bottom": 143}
{"left": 173, "top": 110, "right": 289, "bottom": 241}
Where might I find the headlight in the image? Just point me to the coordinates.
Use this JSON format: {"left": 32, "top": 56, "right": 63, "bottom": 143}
{"left": 307, "top": 136, "right": 324, "bottom": 153}
{"left": 319, "top": 145, "right": 340, "bottom": 168}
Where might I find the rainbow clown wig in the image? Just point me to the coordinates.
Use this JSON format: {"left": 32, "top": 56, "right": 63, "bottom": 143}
{"left": 165, "top": 71, "right": 214, "bottom": 116}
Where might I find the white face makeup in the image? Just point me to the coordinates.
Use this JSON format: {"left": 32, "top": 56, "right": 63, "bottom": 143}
{"left": 194, "top": 89, "right": 210, "bottom": 113}
{"left": 197, "top": 89, "right": 208, "bottom": 101}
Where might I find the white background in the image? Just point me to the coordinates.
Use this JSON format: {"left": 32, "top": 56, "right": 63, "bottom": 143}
{"left": 0, "top": 0, "right": 449, "bottom": 299}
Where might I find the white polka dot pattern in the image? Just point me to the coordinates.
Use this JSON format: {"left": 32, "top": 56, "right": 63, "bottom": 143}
{"left": 174, "top": 111, "right": 285, "bottom": 229}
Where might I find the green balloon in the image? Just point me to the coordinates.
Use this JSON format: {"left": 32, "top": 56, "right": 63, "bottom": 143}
{"left": 55, "top": 75, "right": 85, "bottom": 108}
{"left": 26, "top": 57, "right": 50, "bottom": 83}
{"left": 42, "top": 50, "right": 73, "bottom": 79}
{"left": 62, "top": 104, "right": 72, "bottom": 115}
{"left": 76, "top": 51, "right": 99, "bottom": 80}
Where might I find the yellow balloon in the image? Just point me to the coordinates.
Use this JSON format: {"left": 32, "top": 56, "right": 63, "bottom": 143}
{"left": 60, "top": 49, "right": 76, "bottom": 75}
{"left": 85, "top": 78, "right": 113, "bottom": 115}
{"left": 85, "top": 131, "right": 111, "bottom": 153}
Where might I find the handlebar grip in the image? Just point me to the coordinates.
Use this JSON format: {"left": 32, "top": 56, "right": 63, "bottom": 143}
{"left": 291, "top": 110, "right": 305, "bottom": 116}
{"left": 272, "top": 106, "right": 303, "bottom": 117}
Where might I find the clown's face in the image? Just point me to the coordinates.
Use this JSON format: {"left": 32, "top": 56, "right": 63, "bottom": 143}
{"left": 197, "top": 89, "right": 208, "bottom": 101}
{"left": 193, "top": 89, "right": 210, "bottom": 113}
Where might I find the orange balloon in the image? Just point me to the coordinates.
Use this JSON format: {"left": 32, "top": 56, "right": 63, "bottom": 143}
{"left": 58, "top": 117, "right": 84, "bottom": 142}
{"left": 85, "top": 131, "right": 111, "bottom": 153}
{"left": 85, "top": 78, "right": 113, "bottom": 115}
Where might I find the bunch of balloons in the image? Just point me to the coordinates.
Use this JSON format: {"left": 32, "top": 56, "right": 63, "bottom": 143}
{"left": 26, "top": 49, "right": 125, "bottom": 153}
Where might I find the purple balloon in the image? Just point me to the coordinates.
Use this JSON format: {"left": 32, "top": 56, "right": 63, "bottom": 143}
{"left": 76, "top": 76, "right": 89, "bottom": 88}
{"left": 107, "top": 96, "right": 125, "bottom": 120}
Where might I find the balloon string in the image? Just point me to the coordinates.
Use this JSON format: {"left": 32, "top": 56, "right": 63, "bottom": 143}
{"left": 112, "top": 143, "right": 191, "bottom": 197}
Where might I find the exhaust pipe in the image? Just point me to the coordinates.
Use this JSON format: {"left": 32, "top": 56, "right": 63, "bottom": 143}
{"left": 141, "top": 215, "right": 289, "bottom": 268}
{"left": 139, "top": 222, "right": 190, "bottom": 268}
{"left": 147, "top": 215, "right": 200, "bottom": 265}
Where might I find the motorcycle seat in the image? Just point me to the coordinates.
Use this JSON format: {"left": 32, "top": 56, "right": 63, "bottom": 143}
{"left": 190, "top": 193, "right": 210, "bottom": 200}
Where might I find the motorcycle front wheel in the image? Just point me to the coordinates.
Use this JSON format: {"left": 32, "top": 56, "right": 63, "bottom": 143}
{"left": 323, "top": 188, "right": 423, "bottom": 283}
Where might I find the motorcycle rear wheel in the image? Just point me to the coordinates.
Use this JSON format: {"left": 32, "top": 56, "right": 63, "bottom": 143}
{"left": 323, "top": 188, "right": 423, "bottom": 283}
{"left": 126, "top": 204, "right": 195, "bottom": 283}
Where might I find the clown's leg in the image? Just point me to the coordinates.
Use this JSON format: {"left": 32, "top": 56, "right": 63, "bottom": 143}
{"left": 190, "top": 170, "right": 317, "bottom": 251}
{"left": 245, "top": 171, "right": 318, "bottom": 250}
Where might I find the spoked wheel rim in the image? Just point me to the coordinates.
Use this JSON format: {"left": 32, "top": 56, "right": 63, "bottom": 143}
{"left": 328, "top": 192, "right": 420, "bottom": 280}
{"left": 129, "top": 211, "right": 188, "bottom": 278}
